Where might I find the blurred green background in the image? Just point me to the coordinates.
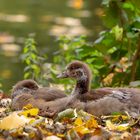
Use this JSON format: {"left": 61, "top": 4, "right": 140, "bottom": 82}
{"left": 0, "top": 0, "right": 104, "bottom": 92}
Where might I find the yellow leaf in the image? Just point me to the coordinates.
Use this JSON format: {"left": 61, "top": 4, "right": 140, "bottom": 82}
{"left": 29, "top": 131, "right": 36, "bottom": 138}
{"left": 10, "top": 127, "right": 23, "bottom": 137}
{"left": 74, "top": 126, "right": 90, "bottom": 135}
{"left": 0, "top": 112, "right": 30, "bottom": 130}
{"left": 112, "top": 115, "right": 129, "bottom": 122}
{"left": 86, "top": 117, "right": 98, "bottom": 129}
{"left": 116, "top": 124, "right": 129, "bottom": 131}
{"left": 102, "top": 114, "right": 129, "bottom": 122}
{"left": 19, "top": 108, "right": 39, "bottom": 117}
{"left": 106, "top": 120, "right": 116, "bottom": 131}
{"left": 56, "top": 133, "right": 65, "bottom": 138}
{"left": 23, "top": 104, "right": 34, "bottom": 110}
{"left": 29, "top": 118, "right": 36, "bottom": 124}
{"left": 45, "top": 135, "right": 62, "bottom": 140}
{"left": 74, "top": 117, "right": 83, "bottom": 126}
{"left": 106, "top": 120, "right": 129, "bottom": 131}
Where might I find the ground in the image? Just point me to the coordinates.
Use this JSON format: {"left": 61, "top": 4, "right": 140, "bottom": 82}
{"left": 0, "top": 96, "right": 140, "bottom": 140}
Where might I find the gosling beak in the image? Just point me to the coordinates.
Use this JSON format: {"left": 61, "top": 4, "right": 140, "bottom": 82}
{"left": 57, "top": 71, "right": 69, "bottom": 78}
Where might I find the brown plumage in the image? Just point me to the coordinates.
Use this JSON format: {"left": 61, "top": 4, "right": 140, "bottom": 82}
{"left": 34, "top": 87, "right": 67, "bottom": 101}
{"left": 11, "top": 79, "right": 67, "bottom": 114}
{"left": 11, "top": 61, "right": 140, "bottom": 118}
{"left": 12, "top": 89, "right": 140, "bottom": 118}
{"left": 11, "top": 93, "right": 47, "bottom": 110}
{"left": 85, "top": 89, "right": 140, "bottom": 117}
{"left": 57, "top": 60, "right": 140, "bottom": 101}
{"left": 11, "top": 79, "right": 67, "bottom": 109}
{"left": 38, "top": 89, "right": 140, "bottom": 117}
{"left": 11, "top": 79, "right": 82, "bottom": 116}
{"left": 11, "top": 92, "right": 84, "bottom": 117}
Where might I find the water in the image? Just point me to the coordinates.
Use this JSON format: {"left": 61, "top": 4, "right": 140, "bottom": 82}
{"left": 0, "top": 0, "right": 103, "bottom": 92}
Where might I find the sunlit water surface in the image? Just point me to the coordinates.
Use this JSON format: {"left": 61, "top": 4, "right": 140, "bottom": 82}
{"left": 0, "top": 0, "right": 103, "bottom": 92}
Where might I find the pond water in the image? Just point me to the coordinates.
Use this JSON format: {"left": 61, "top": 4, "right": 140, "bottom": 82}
{"left": 0, "top": 0, "right": 104, "bottom": 92}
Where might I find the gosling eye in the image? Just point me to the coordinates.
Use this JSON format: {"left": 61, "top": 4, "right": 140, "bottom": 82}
{"left": 71, "top": 71, "right": 77, "bottom": 77}
{"left": 76, "top": 71, "right": 83, "bottom": 77}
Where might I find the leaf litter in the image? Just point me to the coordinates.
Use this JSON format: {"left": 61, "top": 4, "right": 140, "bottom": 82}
{"left": 0, "top": 100, "right": 140, "bottom": 139}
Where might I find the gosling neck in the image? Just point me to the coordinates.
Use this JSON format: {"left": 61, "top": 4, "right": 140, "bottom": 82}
{"left": 73, "top": 76, "right": 91, "bottom": 95}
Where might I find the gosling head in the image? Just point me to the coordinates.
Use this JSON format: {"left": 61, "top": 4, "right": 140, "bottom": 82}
{"left": 57, "top": 61, "right": 92, "bottom": 81}
{"left": 11, "top": 79, "right": 39, "bottom": 99}
{"left": 12, "top": 79, "right": 39, "bottom": 92}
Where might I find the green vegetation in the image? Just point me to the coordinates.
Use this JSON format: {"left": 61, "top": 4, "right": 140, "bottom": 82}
{"left": 22, "top": 0, "right": 140, "bottom": 90}
{"left": 23, "top": 37, "right": 42, "bottom": 81}
{"left": 51, "top": 0, "right": 140, "bottom": 88}
{"left": 22, "top": 37, "right": 48, "bottom": 85}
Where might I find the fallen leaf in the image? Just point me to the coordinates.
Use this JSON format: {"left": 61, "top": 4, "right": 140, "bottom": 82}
{"left": 74, "top": 117, "right": 83, "bottom": 126}
{"left": 86, "top": 117, "right": 98, "bottom": 129}
{"left": 106, "top": 120, "right": 116, "bottom": 131}
{"left": 56, "top": 108, "right": 75, "bottom": 121}
{"left": 23, "top": 104, "right": 34, "bottom": 110}
{"left": 116, "top": 124, "right": 129, "bottom": 131}
{"left": 19, "top": 108, "right": 39, "bottom": 117}
{"left": 56, "top": 134, "right": 65, "bottom": 138}
{"left": 0, "top": 112, "right": 30, "bottom": 130}
{"left": 44, "top": 135, "right": 62, "bottom": 140}
{"left": 106, "top": 120, "right": 129, "bottom": 131}
{"left": 10, "top": 127, "right": 24, "bottom": 137}
{"left": 74, "top": 125, "right": 90, "bottom": 135}
{"left": 103, "top": 114, "right": 129, "bottom": 122}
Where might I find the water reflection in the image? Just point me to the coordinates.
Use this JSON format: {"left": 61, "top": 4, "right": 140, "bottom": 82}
{"left": 1, "top": 44, "right": 20, "bottom": 57}
{"left": 0, "top": 33, "right": 15, "bottom": 43}
{"left": 49, "top": 17, "right": 90, "bottom": 36}
{"left": 0, "top": 0, "right": 102, "bottom": 92}
{"left": 0, "top": 13, "right": 29, "bottom": 22}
